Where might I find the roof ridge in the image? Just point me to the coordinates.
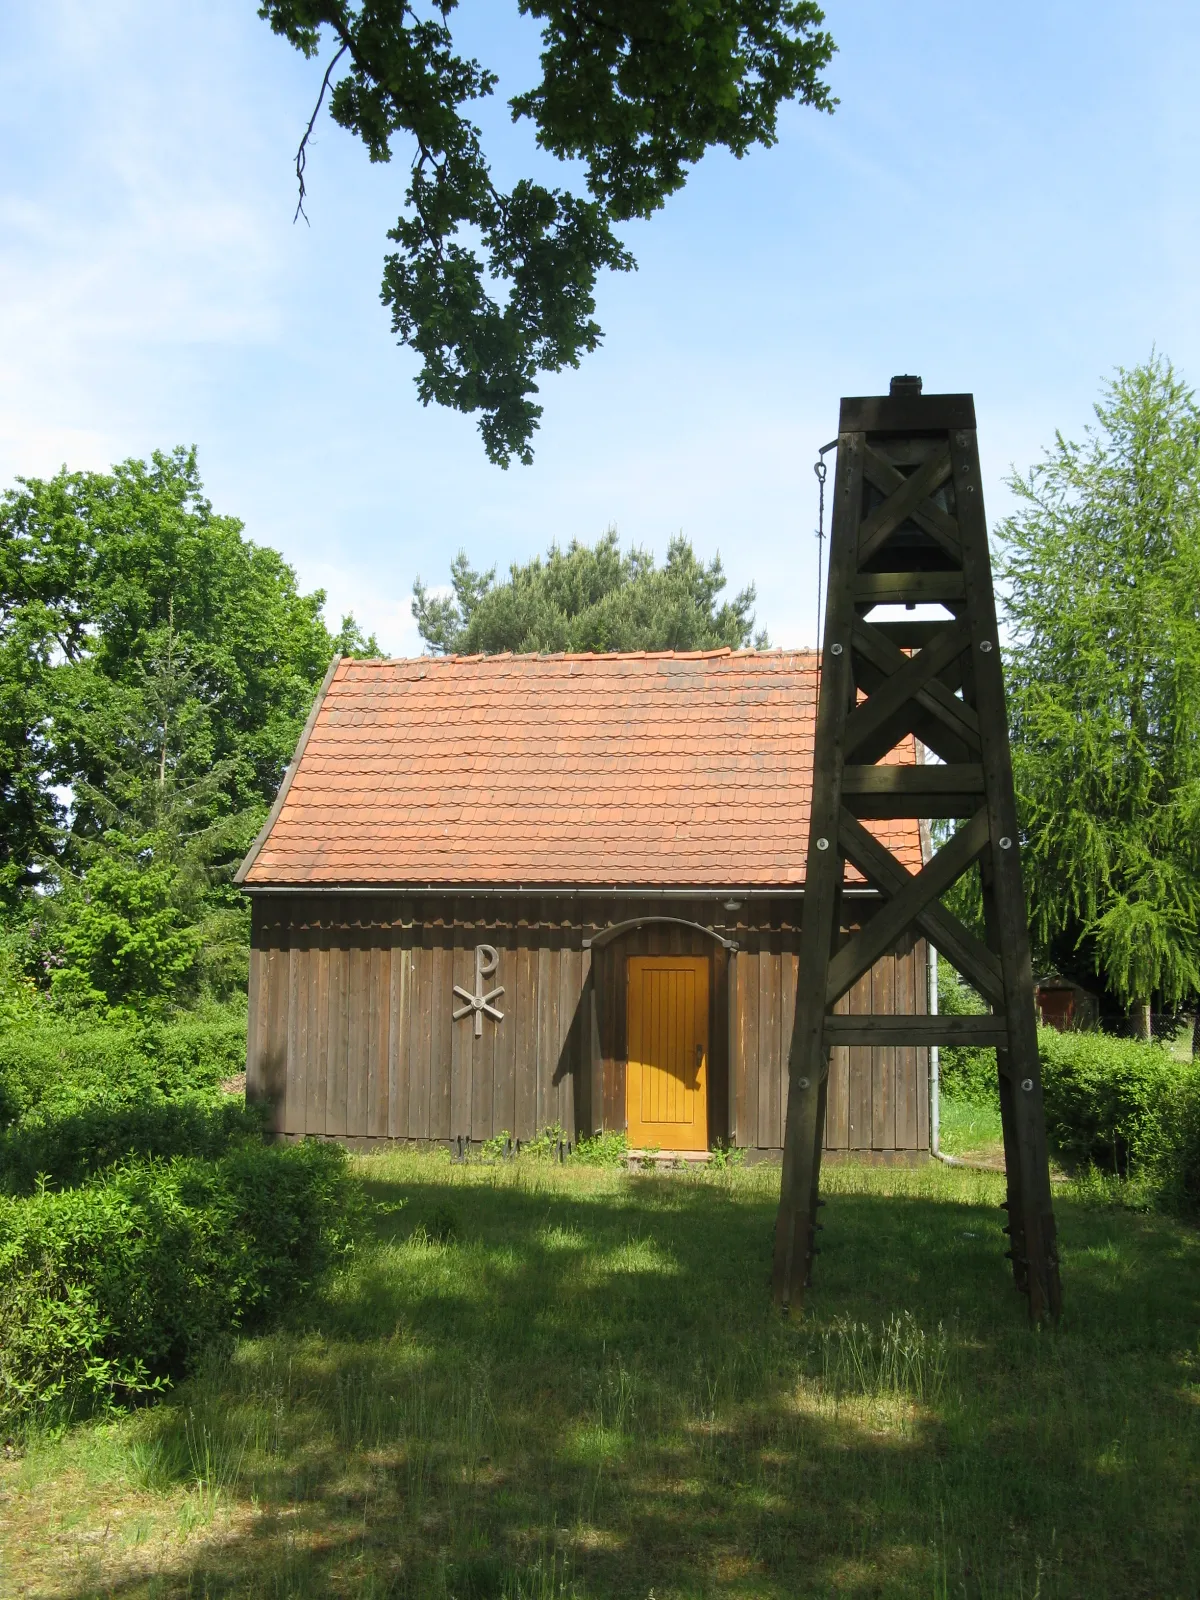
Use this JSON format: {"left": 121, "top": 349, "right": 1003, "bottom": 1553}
{"left": 342, "top": 647, "right": 819, "bottom": 668}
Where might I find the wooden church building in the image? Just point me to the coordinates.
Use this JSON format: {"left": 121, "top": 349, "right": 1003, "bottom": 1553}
{"left": 237, "top": 650, "right": 931, "bottom": 1161}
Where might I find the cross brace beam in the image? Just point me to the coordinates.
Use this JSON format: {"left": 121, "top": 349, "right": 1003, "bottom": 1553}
{"left": 773, "top": 382, "right": 1062, "bottom": 1323}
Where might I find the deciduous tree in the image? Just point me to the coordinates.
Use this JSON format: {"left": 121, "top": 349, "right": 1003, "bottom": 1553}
{"left": 259, "top": 1, "right": 836, "bottom": 465}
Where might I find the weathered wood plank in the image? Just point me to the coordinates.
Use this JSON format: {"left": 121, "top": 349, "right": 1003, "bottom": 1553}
{"left": 559, "top": 942, "right": 582, "bottom": 1137}
{"left": 411, "top": 928, "right": 431, "bottom": 1140}
{"left": 825, "top": 985, "right": 850, "bottom": 1151}
{"left": 780, "top": 949, "right": 798, "bottom": 1148}
{"left": 758, "top": 941, "right": 781, "bottom": 1151}
{"left": 853, "top": 571, "right": 966, "bottom": 606}
{"left": 367, "top": 941, "right": 389, "bottom": 1139}
{"left": 536, "top": 936, "right": 554, "bottom": 1135}
{"left": 858, "top": 442, "right": 957, "bottom": 564}
{"left": 396, "top": 928, "right": 416, "bottom": 1139}
{"left": 951, "top": 424, "right": 1062, "bottom": 1318}
{"left": 827, "top": 808, "right": 990, "bottom": 1006}
{"left": 493, "top": 937, "right": 516, "bottom": 1140}
{"left": 825, "top": 1014, "right": 1009, "bottom": 1046}
{"left": 309, "top": 945, "right": 329, "bottom": 1136}
{"left": 895, "top": 938, "right": 918, "bottom": 1151}
{"left": 286, "top": 943, "right": 305, "bottom": 1136}
{"left": 775, "top": 424, "right": 864, "bottom": 1306}
{"left": 838, "top": 809, "right": 1006, "bottom": 1006}
{"left": 844, "top": 621, "right": 973, "bottom": 760}
{"left": 325, "top": 946, "right": 349, "bottom": 1139}
{"left": 515, "top": 935, "right": 537, "bottom": 1142}
{"left": 848, "top": 968, "right": 872, "bottom": 1151}
{"left": 346, "top": 938, "right": 369, "bottom": 1138}
{"left": 872, "top": 953, "right": 896, "bottom": 1151}
{"left": 743, "top": 944, "right": 760, "bottom": 1149}
{"left": 429, "top": 934, "right": 452, "bottom": 1142}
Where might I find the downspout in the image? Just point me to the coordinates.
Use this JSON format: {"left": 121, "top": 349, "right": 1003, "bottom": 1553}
{"left": 929, "top": 943, "right": 993, "bottom": 1171}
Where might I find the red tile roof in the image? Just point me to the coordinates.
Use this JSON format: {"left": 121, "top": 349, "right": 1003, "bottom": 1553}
{"left": 238, "top": 651, "right": 923, "bottom": 889}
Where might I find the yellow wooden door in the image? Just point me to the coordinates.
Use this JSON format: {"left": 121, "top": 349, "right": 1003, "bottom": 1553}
{"left": 625, "top": 956, "right": 709, "bottom": 1151}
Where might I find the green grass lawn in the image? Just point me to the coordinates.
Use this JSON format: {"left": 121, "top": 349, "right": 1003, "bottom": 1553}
{"left": 937, "top": 1096, "right": 1004, "bottom": 1163}
{"left": 2, "top": 1154, "right": 1198, "bottom": 1600}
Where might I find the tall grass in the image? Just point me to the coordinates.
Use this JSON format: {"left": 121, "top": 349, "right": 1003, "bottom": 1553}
{"left": 2, "top": 1154, "right": 1197, "bottom": 1599}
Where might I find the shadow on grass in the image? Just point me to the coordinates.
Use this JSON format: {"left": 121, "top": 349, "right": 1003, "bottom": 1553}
{"left": 40, "top": 1161, "right": 1200, "bottom": 1599}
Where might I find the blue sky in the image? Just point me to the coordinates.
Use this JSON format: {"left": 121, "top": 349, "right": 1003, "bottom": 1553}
{"left": 2, "top": 2, "right": 1198, "bottom": 654}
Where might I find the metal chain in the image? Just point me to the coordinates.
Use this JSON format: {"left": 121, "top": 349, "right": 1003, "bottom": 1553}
{"left": 814, "top": 439, "right": 837, "bottom": 655}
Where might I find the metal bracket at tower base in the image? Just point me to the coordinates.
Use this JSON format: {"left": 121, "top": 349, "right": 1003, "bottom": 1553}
{"left": 773, "top": 378, "right": 1062, "bottom": 1323}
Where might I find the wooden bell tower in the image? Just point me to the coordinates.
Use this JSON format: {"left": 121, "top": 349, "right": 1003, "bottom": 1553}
{"left": 773, "top": 378, "right": 1062, "bottom": 1321}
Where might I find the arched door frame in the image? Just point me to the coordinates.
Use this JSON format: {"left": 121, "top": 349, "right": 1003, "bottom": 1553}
{"left": 582, "top": 915, "right": 739, "bottom": 1149}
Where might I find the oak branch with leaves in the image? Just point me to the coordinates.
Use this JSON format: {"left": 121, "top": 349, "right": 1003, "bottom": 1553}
{"left": 258, "top": 1, "right": 836, "bottom": 465}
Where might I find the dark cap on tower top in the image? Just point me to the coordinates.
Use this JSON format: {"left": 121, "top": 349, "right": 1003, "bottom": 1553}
{"left": 889, "top": 375, "right": 923, "bottom": 397}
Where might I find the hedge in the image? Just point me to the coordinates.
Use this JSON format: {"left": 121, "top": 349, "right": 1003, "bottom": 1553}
{"left": 0, "top": 1008, "right": 244, "bottom": 1131}
{"left": 0, "top": 1139, "right": 355, "bottom": 1432}
{"left": 1038, "top": 1028, "right": 1200, "bottom": 1213}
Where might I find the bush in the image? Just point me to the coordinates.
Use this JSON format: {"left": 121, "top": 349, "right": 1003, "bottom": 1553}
{"left": 0, "top": 1139, "right": 355, "bottom": 1432}
{"left": 936, "top": 958, "right": 998, "bottom": 1103}
{"left": 0, "top": 1093, "right": 264, "bottom": 1196}
{"left": 0, "top": 1006, "right": 244, "bottom": 1131}
{"left": 1037, "top": 1027, "right": 1200, "bottom": 1211}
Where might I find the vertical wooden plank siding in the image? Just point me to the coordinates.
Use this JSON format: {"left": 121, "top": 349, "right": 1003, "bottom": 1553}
{"left": 536, "top": 936, "right": 556, "bottom": 1133}
{"left": 396, "top": 928, "right": 416, "bottom": 1139}
{"left": 583, "top": 948, "right": 601, "bottom": 1137}
{"left": 780, "top": 950, "right": 798, "bottom": 1146}
{"left": 368, "top": 942, "right": 390, "bottom": 1138}
{"left": 345, "top": 937, "right": 368, "bottom": 1138}
{"left": 430, "top": 934, "right": 452, "bottom": 1141}
{"left": 493, "top": 939, "right": 517, "bottom": 1139}
{"left": 726, "top": 951, "right": 739, "bottom": 1146}
{"left": 515, "top": 938, "right": 537, "bottom": 1142}
{"left": 826, "top": 989, "right": 850, "bottom": 1150}
{"left": 286, "top": 944, "right": 305, "bottom": 1136}
{"left": 411, "top": 927, "right": 431, "bottom": 1140}
{"left": 310, "top": 946, "right": 329, "bottom": 1136}
{"left": 872, "top": 952, "right": 896, "bottom": 1151}
{"left": 848, "top": 968, "right": 872, "bottom": 1151}
{"left": 742, "top": 943, "right": 760, "bottom": 1150}
{"left": 894, "top": 937, "right": 916, "bottom": 1151}
{"left": 326, "top": 945, "right": 349, "bottom": 1138}
{"left": 245, "top": 896, "right": 930, "bottom": 1157}
{"left": 915, "top": 939, "right": 930, "bottom": 1152}
{"left": 758, "top": 940, "right": 781, "bottom": 1152}
{"left": 450, "top": 923, "right": 472, "bottom": 1141}
{"left": 557, "top": 943, "right": 581, "bottom": 1136}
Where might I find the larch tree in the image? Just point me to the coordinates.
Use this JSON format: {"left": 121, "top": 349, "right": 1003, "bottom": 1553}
{"left": 999, "top": 356, "right": 1200, "bottom": 1038}
{"left": 257, "top": 1, "right": 836, "bottom": 466}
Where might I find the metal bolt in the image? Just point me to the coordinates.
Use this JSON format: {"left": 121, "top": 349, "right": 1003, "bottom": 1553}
{"left": 980, "top": 640, "right": 993, "bottom": 653}
{"left": 999, "top": 836, "right": 1012, "bottom": 850}
{"left": 816, "top": 837, "right": 830, "bottom": 851}
{"left": 1021, "top": 1078, "right": 1034, "bottom": 1092}
{"left": 830, "top": 642, "right": 843, "bottom": 656}
{"left": 797, "top": 1077, "right": 810, "bottom": 1090}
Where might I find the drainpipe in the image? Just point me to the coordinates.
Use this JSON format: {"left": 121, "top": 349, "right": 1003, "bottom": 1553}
{"left": 928, "top": 945, "right": 992, "bottom": 1171}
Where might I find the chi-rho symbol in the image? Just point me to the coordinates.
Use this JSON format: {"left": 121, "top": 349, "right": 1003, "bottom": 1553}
{"left": 453, "top": 944, "right": 505, "bottom": 1037}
